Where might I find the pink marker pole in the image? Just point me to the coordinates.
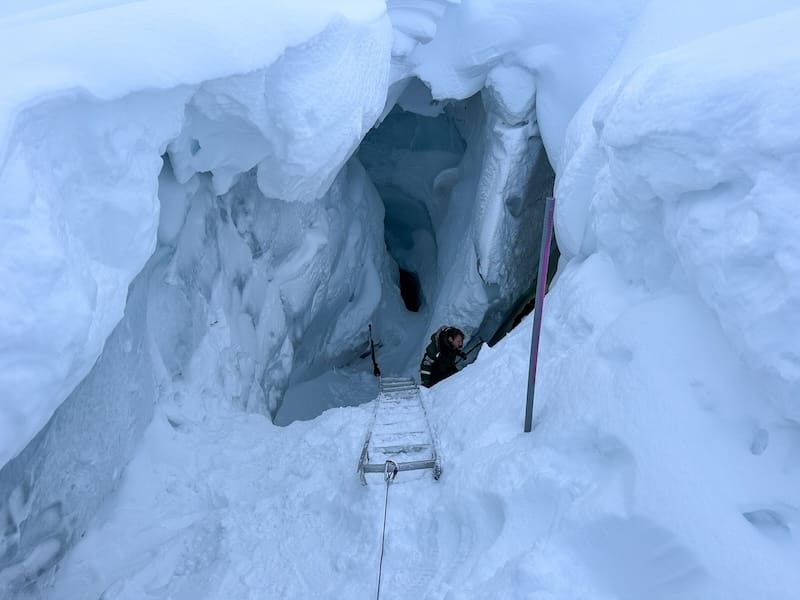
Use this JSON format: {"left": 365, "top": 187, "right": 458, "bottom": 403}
{"left": 524, "top": 195, "right": 556, "bottom": 432}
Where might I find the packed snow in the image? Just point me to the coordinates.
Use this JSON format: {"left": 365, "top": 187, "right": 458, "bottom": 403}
{"left": 1, "top": 0, "right": 799, "bottom": 598}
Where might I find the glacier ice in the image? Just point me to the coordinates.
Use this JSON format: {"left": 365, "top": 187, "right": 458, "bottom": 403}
{"left": 1, "top": 3, "right": 393, "bottom": 591}
{"left": 0, "top": 0, "right": 391, "bottom": 469}
{"left": 559, "top": 3, "right": 800, "bottom": 414}
{"left": 358, "top": 102, "right": 466, "bottom": 316}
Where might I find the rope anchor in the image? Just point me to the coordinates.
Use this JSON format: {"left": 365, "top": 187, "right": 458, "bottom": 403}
{"left": 384, "top": 459, "right": 398, "bottom": 483}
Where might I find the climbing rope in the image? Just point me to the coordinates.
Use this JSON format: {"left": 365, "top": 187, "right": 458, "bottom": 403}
{"left": 376, "top": 459, "right": 398, "bottom": 600}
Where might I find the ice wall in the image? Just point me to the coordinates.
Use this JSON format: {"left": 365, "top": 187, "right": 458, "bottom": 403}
{"left": 0, "top": 262, "right": 157, "bottom": 592}
{"left": 153, "top": 159, "right": 389, "bottom": 413}
{"left": 557, "top": 0, "right": 800, "bottom": 415}
{"left": 0, "top": 3, "right": 392, "bottom": 591}
{"left": 0, "top": 1, "right": 391, "bottom": 470}
{"left": 380, "top": 9, "right": 800, "bottom": 588}
{"left": 390, "top": 0, "right": 800, "bottom": 417}
{"left": 0, "top": 87, "right": 186, "bottom": 471}
{"left": 374, "top": 0, "right": 645, "bottom": 349}
{"left": 357, "top": 80, "right": 556, "bottom": 356}
{"left": 408, "top": 0, "right": 646, "bottom": 166}
{"left": 358, "top": 102, "right": 466, "bottom": 313}
{"left": 2, "top": 0, "right": 629, "bottom": 474}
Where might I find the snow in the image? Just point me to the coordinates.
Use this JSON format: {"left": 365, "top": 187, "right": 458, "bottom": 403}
{"left": 557, "top": 2, "right": 800, "bottom": 413}
{"left": 0, "top": 0, "right": 392, "bottom": 469}
{"left": 2, "top": 0, "right": 800, "bottom": 597}
{"left": 409, "top": 0, "right": 645, "bottom": 165}
{"left": 42, "top": 301, "right": 800, "bottom": 598}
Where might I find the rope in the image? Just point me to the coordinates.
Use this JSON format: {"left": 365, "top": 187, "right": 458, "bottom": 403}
{"left": 376, "top": 460, "right": 398, "bottom": 600}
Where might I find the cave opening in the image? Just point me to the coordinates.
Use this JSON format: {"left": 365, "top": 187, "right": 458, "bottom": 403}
{"left": 357, "top": 94, "right": 468, "bottom": 315}
{"left": 398, "top": 267, "right": 422, "bottom": 312}
{"left": 278, "top": 80, "right": 561, "bottom": 424}
{"left": 276, "top": 93, "right": 474, "bottom": 425}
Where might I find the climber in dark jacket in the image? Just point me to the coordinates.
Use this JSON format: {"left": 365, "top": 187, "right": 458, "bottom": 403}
{"left": 419, "top": 326, "right": 466, "bottom": 388}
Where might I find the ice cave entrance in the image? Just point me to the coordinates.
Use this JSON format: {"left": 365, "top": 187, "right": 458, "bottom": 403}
{"left": 358, "top": 102, "right": 467, "bottom": 313}
{"left": 277, "top": 90, "right": 559, "bottom": 425}
{"left": 275, "top": 100, "right": 470, "bottom": 425}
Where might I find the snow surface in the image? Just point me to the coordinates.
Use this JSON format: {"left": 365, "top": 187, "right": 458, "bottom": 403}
{"left": 43, "top": 310, "right": 800, "bottom": 598}
{"left": 2, "top": 0, "right": 800, "bottom": 597}
{"left": 559, "top": 3, "right": 800, "bottom": 417}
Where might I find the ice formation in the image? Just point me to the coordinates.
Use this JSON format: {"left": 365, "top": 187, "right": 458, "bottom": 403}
{"left": 561, "top": 4, "right": 800, "bottom": 414}
{"left": 1, "top": 0, "right": 799, "bottom": 597}
{"left": 1, "top": 1, "right": 393, "bottom": 589}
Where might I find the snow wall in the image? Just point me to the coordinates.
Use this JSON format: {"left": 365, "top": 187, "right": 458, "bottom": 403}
{"left": 2, "top": 0, "right": 800, "bottom": 593}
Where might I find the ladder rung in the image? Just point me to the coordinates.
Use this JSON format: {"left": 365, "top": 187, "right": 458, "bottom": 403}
{"left": 372, "top": 437, "right": 429, "bottom": 446}
{"left": 372, "top": 443, "right": 432, "bottom": 453}
{"left": 361, "top": 458, "right": 437, "bottom": 473}
{"left": 372, "top": 430, "right": 427, "bottom": 439}
{"left": 376, "top": 420, "right": 426, "bottom": 428}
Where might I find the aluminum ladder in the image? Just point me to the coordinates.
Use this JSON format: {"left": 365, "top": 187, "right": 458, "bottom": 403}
{"left": 357, "top": 376, "right": 442, "bottom": 484}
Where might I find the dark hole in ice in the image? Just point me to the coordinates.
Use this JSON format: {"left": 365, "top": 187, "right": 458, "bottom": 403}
{"left": 358, "top": 98, "right": 467, "bottom": 320}
{"left": 399, "top": 267, "right": 422, "bottom": 312}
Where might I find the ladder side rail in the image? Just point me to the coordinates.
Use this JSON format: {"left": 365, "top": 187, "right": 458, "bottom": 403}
{"left": 357, "top": 390, "right": 384, "bottom": 485}
{"left": 416, "top": 386, "right": 443, "bottom": 479}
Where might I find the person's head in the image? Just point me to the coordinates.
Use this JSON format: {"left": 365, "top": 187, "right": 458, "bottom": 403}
{"left": 446, "top": 327, "right": 464, "bottom": 350}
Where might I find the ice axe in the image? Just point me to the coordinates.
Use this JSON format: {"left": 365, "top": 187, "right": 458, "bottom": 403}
{"left": 368, "top": 323, "right": 381, "bottom": 377}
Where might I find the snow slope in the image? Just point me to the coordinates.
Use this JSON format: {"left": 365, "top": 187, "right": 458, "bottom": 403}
{"left": 45, "top": 307, "right": 800, "bottom": 599}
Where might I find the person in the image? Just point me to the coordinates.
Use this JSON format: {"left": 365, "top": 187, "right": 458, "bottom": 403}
{"left": 419, "top": 326, "right": 467, "bottom": 388}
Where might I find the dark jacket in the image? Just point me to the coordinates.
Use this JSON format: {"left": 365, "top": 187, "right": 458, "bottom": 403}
{"left": 419, "top": 326, "right": 466, "bottom": 388}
